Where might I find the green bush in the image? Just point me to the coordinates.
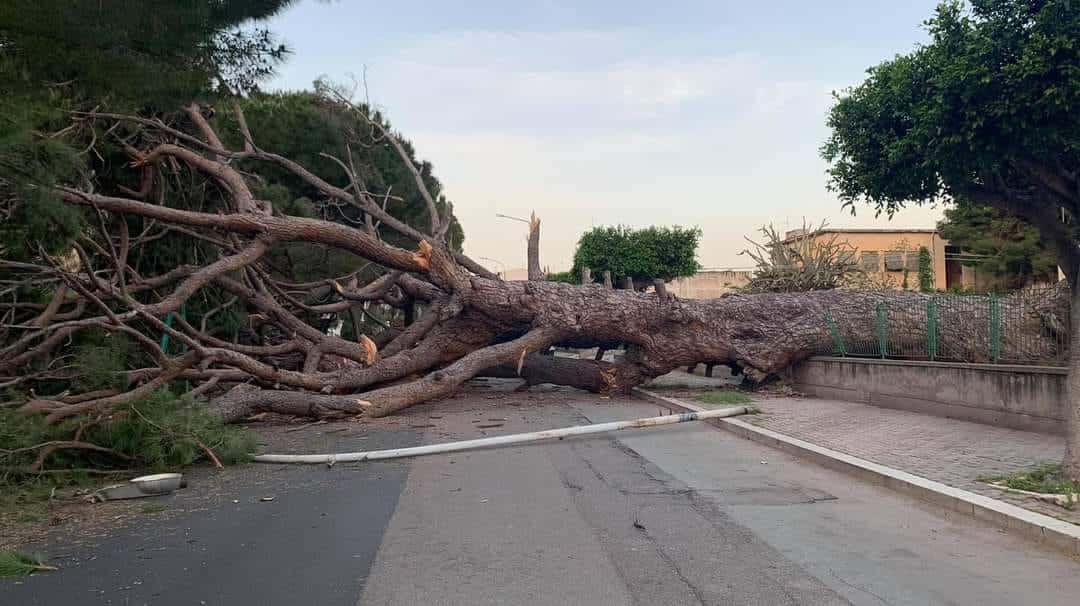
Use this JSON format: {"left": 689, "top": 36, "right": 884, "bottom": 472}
{"left": 546, "top": 270, "right": 578, "bottom": 284}
{"left": 71, "top": 330, "right": 133, "bottom": 393}
{"left": 0, "top": 550, "right": 54, "bottom": 576}
{"left": 571, "top": 225, "right": 701, "bottom": 286}
{"left": 984, "top": 462, "right": 1080, "bottom": 496}
{"left": 0, "top": 389, "right": 255, "bottom": 490}
{"left": 84, "top": 390, "right": 256, "bottom": 470}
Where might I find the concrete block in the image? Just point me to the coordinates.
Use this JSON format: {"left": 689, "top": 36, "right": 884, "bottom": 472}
{"left": 793, "top": 358, "right": 1065, "bottom": 434}
{"left": 972, "top": 503, "right": 1012, "bottom": 528}
{"left": 1042, "top": 528, "right": 1080, "bottom": 556}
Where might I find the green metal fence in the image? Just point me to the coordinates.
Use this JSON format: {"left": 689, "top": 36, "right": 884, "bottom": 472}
{"left": 820, "top": 286, "right": 1070, "bottom": 366}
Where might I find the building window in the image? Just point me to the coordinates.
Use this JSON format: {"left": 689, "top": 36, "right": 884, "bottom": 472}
{"left": 860, "top": 251, "right": 880, "bottom": 272}
{"left": 884, "top": 251, "right": 905, "bottom": 271}
{"left": 904, "top": 252, "right": 920, "bottom": 272}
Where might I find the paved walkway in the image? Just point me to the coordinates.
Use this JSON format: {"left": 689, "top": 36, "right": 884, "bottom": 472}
{"left": 744, "top": 396, "right": 1078, "bottom": 525}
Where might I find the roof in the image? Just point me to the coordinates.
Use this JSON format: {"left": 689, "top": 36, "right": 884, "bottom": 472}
{"left": 781, "top": 228, "right": 939, "bottom": 243}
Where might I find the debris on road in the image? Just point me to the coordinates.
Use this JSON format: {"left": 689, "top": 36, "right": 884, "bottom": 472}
{"left": 91, "top": 473, "right": 183, "bottom": 502}
{"left": 253, "top": 406, "right": 751, "bottom": 465}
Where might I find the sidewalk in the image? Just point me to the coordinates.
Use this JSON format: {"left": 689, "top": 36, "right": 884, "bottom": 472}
{"left": 742, "top": 395, "right": 1078, "bottom": 526}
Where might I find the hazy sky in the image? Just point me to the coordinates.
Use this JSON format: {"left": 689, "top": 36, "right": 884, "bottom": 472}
{"left": 266, "top": 0, "right": 946, "bottom": 273}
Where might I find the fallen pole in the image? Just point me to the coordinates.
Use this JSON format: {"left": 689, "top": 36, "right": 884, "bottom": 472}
{"left": 254, "top": 406, "right": 750, "bottom": 464}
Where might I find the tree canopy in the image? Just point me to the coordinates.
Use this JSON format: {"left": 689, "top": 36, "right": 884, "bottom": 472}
{"left": 825, "top": 0, "right": 1080, "bottom": 480}
{"left": 0, "top": 0, "right": 293, "bottom": 259}
{"left": 938, "top": 202, "right": 1058, "bottom": 289}
{"left": 571, "top": 225, "right": 701, "bottom": 287}
{"left": 0, "top": 0, "right": 292, "bottom": 102}
{"left": 823, "top": 0, "right": 1079, "bottom": 280}
{"left": 213, "top": 89, "right": 465, "bottom": 283}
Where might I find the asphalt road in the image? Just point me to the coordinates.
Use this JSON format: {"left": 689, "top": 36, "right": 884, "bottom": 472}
{"left": 3, "top": 423, "right": 420, "bottom": 606}
{"left": 5, "top": 382, "right": 1080, "bottom": 605}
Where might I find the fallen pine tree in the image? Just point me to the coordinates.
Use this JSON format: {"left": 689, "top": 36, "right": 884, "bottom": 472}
{"left": 1, "top": 99, "right": 1070, "bottom": 433}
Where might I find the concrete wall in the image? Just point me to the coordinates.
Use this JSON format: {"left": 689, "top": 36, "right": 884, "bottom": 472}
{"left": 790, "top": 357, "right": 1066, "bottom": 434}
{"left": 668, "top": 270, "right": 751, "bottom": 299}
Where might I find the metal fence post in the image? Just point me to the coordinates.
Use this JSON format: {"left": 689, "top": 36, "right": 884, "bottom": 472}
{"left": 927, "top": 297, "right": 937, "bottom": 361}
{"left": 989, "top": 293, "right": 1001, "bottom": 363}
{"left": 825, "top": 309, "right": 847, "bottom": 356}
{"left": 875, "top": 302, "right": 887, "bottom": 358}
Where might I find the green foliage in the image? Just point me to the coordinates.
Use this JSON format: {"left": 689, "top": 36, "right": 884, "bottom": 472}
{"left": 983, "top": 462, "right": 1080, "bottom": 497}
{"left": 71, "top": 330, "right": 133, "bottom": 393}
{"left": 214, "top": 90, "right": 465, "bottom": 283}
{"left": 1, "top": 0, "right": 292, "bottom": 259}
{"left": 742, "top": 222, "right": 861, "bottom": 293}
{"left": 546, "top": 270, "right": 578, "bottom": 284}
{"left": 0, "top": 390, "right": 255, "bottom": 485}
{"left": 823, "top": 0, "right": 1079, "bottom": 215}
{"left": 0, "top": 111, "right": 84, "bottom": 258}
{"left": 0, "top": 1, "right": 292, "bottom": 103}
{"left": 87, "top": 390, "right": 256, "bottom": 469}
{"left": 0, "top": 550, "right": 54, "bottom": 576}
{"left": 917, "top": 247, "right": 934, "bottom": 292}
{"left": 572, "top": 225, "right": 701, "bottom": 286}
{"left": 938, "top": 203, "right": 1057, "bottom": 289}
{"left": 693, "top": 391, "right": 752, "bottom": 406}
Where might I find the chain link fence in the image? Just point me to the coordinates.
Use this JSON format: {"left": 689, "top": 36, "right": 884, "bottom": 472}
{"left": 820, "top": 286, "right": 1070, "bottom": 366}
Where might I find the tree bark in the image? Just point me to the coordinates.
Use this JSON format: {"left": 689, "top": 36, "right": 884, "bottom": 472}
{"left": 527, "top": 211, "right": 543, "bottom": 281}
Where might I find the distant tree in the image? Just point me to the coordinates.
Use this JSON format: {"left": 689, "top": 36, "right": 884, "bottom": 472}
{"left": 571, "top": 225, "right": 701, "bottom": 288}
{"left": 938, "top": 203, "right": 1057, "bottom": 290}
{"left": 545, "top": 270, "right": 578, "bottom": 284}
{"left": 822, "top": 0, "right": 1080, "bottom": 479}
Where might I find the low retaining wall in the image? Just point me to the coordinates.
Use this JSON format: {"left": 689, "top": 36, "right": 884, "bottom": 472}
{"left": 790, "top": 357, "right": 1066, "bottom": 434}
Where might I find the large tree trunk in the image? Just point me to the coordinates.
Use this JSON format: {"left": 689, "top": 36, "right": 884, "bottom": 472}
{"left": 527, "top": 212, "right": 543, "bottom": 281}
{"left": 4, "top": 103, "right": 1069, "bottom": 440}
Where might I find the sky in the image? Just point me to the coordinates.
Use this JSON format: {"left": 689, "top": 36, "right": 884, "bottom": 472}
{"left": 266, "top": 0, "right": 947, "bottom": 273}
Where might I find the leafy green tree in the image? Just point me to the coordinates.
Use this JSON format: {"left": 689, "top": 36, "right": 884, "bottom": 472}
{"left": 571, "top": 225, "right": 701, "bottom": 287}
{"left": 822, "top": 0, "right": 1080, "bottom": 479}
{"left": 938, "top": 203, "right": 1058, "bottom": 290}
{"left": 823, "top": 0, "right": 1078, "bottom": 279}
{"left": 0, "top": 1, "right": 292, "bottom": 103}
{"left": 0, "top": 0, "right": 293, "bottom": 258}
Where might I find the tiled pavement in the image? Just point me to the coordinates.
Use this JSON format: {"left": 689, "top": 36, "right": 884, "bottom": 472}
{"left": 742, "top": 396, "right": 1080, "bottom": 525}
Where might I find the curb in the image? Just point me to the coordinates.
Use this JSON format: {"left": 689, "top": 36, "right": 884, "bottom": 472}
{"left": 633, "top": 387, "right": 1080, "bottom": 558}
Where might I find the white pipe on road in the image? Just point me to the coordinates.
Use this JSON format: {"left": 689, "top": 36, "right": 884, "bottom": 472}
{"left": 254, "top": 406, "right": 749, "bottom": 464}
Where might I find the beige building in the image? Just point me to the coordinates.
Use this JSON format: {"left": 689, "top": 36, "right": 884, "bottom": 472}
{"left": 670, "top": 228, "right": 951, "bottom": 300}
{"left": 782, "top": 228, "right": 950, "bottom": 290}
